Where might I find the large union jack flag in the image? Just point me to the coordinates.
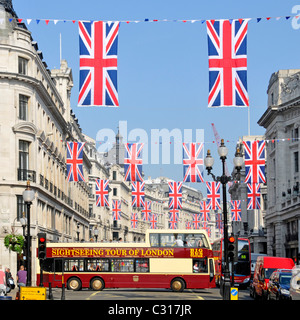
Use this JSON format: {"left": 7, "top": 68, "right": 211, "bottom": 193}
{"left": 192, "top": 214, "right": 201, "bottom": 229}
{"left": 150, "top": 213, "right": 158, "bottom": 229}
{"left": 124, "top": 143, "right": 144, "bottom": 182}
{"left": 200, "top": 201, "right": 211, "bottom": 222}
{"left": 186, "top": 221, "right": 192, "bottom": 230}
{"left": 168, "top": 181, "right": 182, "bottom": 209}
{"left": 231, "top": 200, "right": 242, "bottom": 221}
{"left": 182, "top": 143, "right": 204, "bottom": 183}
{"left": 131, "top": 212, "right": 138, "bottom": 229}
{"left": 66, "top": 142, "right": 85, "bottom": 182}
{"left": 95, "top": 179, "right": 109, "bottom": 207}
{"left": 206, "top": 181, "right": 221, "bottom": 210}
{"left": 131, "top": 182, "right": 145, "bottom": 208}
{"left": 141, "top": 201, "right": 151, "bottom": 222}
{"left": 112, "top": 200, "right": 121, "bottom": 221}
{"left": 78, "top": 21, "right": 119, "bottom": 107}
{"left": 247, "top": 183, "right": 261, "bottom": 210}
{"left": 206, "top": 19, "right": 249, "bottom": 107}
{"left": 243, "top": 140, "right": 266, "bottom": 184}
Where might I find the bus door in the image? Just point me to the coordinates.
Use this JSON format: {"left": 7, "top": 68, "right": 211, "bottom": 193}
{"left": 53, "top": 258, "right": 63, "bottom": 285}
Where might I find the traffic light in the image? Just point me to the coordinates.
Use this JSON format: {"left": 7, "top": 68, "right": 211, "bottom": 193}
{"left": 228, "top": 235, "right": 236, "bottom": 262}
{"left": 38, "top": 233, "right": 47, "bottom": 260}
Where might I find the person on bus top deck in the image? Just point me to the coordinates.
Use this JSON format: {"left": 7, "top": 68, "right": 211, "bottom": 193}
{"left": 174, "top": 235, "right": 184, "bottom": 247}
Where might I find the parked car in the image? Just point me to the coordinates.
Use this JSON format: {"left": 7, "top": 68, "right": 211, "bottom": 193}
{"left": 267, "top": 269, "right": 292, "bottom": 300}
{"left": 290, "top": 265, "right": 300, "bottom": 300}
{"left": 252, "top": 256, "right": 294, "bottom": 300}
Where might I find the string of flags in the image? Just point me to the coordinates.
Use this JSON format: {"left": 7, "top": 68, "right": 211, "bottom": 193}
{"left": 5, "top": 13, "right": 300, "bottom": 25}
{"left": 66, "top": 139, "right": 266, "bottom": 231}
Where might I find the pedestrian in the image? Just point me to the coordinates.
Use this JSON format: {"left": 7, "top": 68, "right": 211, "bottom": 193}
{"left": 0, "top": 265, "right": 7, "bottom": 296}
{"left": 17, "top": 265, "right": 27, "bottom": 287}
{"left": 5, "top": 267, "right": 15, "bottom": 292}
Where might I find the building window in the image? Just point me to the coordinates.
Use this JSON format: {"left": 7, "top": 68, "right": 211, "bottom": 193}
{"left": 16, "top": 195, "right": 26, "bottom": 221}
{"left": 19, "top": 94, "right": 29, "bottom": 120}
{"left": 19, "top": 140, "right": 29, "bottom": 171}
{"left": 113, "top": 171, "right": 117, "bottom": 180}
{"left": 18, "top": 57, "right": 28, "bottom": 75}
{"left": 113, "top": 188, "right": 117, "bottom": 196}
{"left": 294, "top": 152, "right": 299, "bottom": 173}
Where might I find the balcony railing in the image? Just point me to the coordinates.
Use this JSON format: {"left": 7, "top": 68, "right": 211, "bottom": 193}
{"left": 17, "top": 169, "right": 36, "bottom": 183}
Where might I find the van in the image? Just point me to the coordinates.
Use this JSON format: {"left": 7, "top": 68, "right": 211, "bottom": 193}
{"left": 252, "top": 256, "right": 294, "bottom": 300}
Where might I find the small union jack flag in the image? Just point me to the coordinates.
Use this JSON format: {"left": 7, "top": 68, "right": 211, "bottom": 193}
{"left": 168, "top": 181, "right": 182, "bottom": 209}
{"left": 247, "top": 183, "right": 261, "bottom": 210}
{"left": 141, "top": 201, "right": 151, "bottom": 222}
{"left": 131, "top": 212, "right": 138, "bottom": 229}
{"left": 200, "top": 201, "right": 211, "bottom": 222}
{"left": 95, "top": 179, "right": 109, "bottom": 207}
{"left": 243, "top": 140, "right": 266, "bottom": 184}
{"left": 112, "top": 200, "right": 121, "bottom": 221}
{"left": 206, "top": 19, "right": 249, "bottom": 107}
{"left": 186, "top": 221, "right": 192, "bottom": 230}
{"left": 202, "top": 222, "right": 211, "bottom": 238}
{"left": 206, "top": 181, "right": 221, "bottom": 210}
{"left": 169, "top": 208, "right": 179, "bottom": 221}
{"left": 66, "top": 142, "right": 85, "bottom": 182}
{"left": 131, "top": 182, "right": 145, "bottom": 208}
{"left": 124, "top": 143, "right": 144, "bottom": 182}
{"left": 78, "top": 21, "right": 119, "bottom": 107}
{"left": 150, "top": 213, "right": 158, "bottom": 229}
{"left": 182, "top": 143, "right": 204, "bottom": 183}
{"left": 231, "top": 200, "right": 242, "bottom": 221}
{"left": 169, "top": 219, "right": 178, "bottom": 230}
{"left": 192, "top": 214, "right": 201, "bottom": 229}
{"left": 215, "top": 213, "right": 223, "bottom": 231}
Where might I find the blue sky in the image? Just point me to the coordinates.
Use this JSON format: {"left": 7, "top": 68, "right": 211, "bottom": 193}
{"left": 12, "top": 0, "right": 300, "bottom": 195}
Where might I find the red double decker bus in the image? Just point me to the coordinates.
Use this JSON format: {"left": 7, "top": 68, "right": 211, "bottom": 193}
{"left": 36, "top": 229, "right": 215, "bottom": 292}
{"left": 212, "top": 237, "right": 251, "bottom": 288}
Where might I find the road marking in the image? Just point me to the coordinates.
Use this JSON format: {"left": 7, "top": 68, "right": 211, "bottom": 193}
{"left": 187, "top": 289, "right": 204, "bottom": 300}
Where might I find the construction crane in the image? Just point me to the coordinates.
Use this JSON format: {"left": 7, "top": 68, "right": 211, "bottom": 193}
{"left": 211, "top": 123, "right": 231, "bottom": 178}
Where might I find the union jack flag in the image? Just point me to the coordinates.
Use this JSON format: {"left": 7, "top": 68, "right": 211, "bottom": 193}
{"left": 131, "top": 212, "right": 138, "bottom": 229}
{"left": 168, "top": 181, "right": 182, "bottom": 209}
{"left": 200, "top": 201, "right": 211, "bottom": 222}
{"left": 202, "top": 222, "right": 211, "bottom": 238}
{"left": 182, "top": 143, "right": 204, "bottom": 183}
{"left": 186, "top": 221, "right": 192, "bottom": 230}
{"left": 95, "top": 179, "right": 109, "bottom": 207}
{"left": 231, "top": 200, "right": 242, "bottom": 221}
{"left": 215, "top": 213, "right": 223, "bottom": 231}
{"left": 192, "top": 214, "right": 201, "bottom": 229}
{"left": 247, "top": 183, "right": 261, "bottom": 210}
{"left": 124, "top": 143, "right": 144, "bottom": 182}
{"left": 66, "top": 142, "right": 85, "bottom": 182}
{"left": 150, "top": 213, "right": 158, "bottom": 229}
{"left": 141, "top": 201, "right": 151, "bottom": 222}
{"left": 169, "top": 219, "right": 178, "bottom": 230}
{"left": 206, "top": 19, "right": 249, "bottom": 107}
{"left": 131, "top": 182, "right": 145, "bottom": 208}
{"left": 243, "top": 140, "right": 266, "bottom": 184}
{"left": 169, "top": 208, "right": 179, "bottom": 222}
{"left": 78, "top": 21, "right": 119, "bottom": 107}
{"left": 112, "top": 200, "right": 121, "bottom": 220}
{"left": 206, "top": 181, "right": 221, "bottom": 210}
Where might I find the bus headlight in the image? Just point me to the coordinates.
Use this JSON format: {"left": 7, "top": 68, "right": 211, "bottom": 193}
{"left": 243, "top": 277, "right": 250, "bottom": 283}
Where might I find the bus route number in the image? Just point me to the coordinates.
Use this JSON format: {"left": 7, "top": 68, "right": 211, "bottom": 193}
{"left": 152, "top": 304, "right": 192, "bottom": 316}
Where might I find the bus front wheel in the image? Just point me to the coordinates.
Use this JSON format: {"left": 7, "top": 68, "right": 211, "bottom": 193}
{"left": 67, "top": 277, "right": 82, "bottom": 291}
{"left": 171, "top": 278, "right": 185, "bottom": 292}
{"left": 90, "top": 277, "right": 105, "bottom": 291}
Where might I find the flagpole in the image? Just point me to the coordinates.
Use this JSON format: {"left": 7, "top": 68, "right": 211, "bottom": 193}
{"left": 248, "top": 106, "right": 250, "bottom": 136}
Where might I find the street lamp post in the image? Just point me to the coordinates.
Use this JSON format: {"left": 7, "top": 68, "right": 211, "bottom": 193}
{"left": 22, "top": 181, "right": 35, "bottom": 287}
{"left": 204, "top": 139, "right": 243, "bottom": 300}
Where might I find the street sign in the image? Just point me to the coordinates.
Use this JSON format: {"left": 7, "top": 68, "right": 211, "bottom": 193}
{"left": 230, "top": 287, "right": 238, "bottom": 300}
{"left": 20, "top": 287, "right": 46, "bottom": 300}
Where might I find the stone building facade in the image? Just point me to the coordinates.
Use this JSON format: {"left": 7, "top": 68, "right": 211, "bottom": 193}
{"left": 258, "top": 69, "right": 300, "bottom": 261}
